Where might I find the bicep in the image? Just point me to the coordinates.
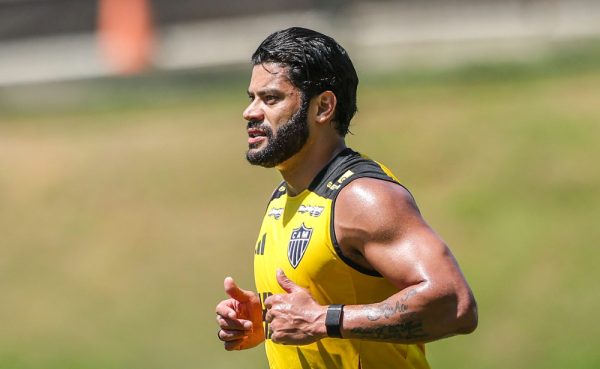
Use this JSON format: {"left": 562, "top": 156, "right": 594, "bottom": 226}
{"left": 364, "top": 221, "right": 464, "bottom": 294}
{"left": 336, "top": 179, "right": 466, "bottom": 291}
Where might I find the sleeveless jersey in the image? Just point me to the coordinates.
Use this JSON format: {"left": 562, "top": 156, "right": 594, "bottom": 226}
{"left": 253, "top": 148, "right": 430, "bottom": 369}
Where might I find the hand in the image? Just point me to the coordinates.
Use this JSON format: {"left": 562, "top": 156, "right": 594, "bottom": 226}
{"left": 215, "top": 277, "right": 264, "bottom": 351}
{"left": 264, "top": 269, "right": 327, "bottom": 345}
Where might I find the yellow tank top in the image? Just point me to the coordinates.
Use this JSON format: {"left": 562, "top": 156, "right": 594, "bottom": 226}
{"left": 253, "top": 148, "right": 430, "bottom": 369}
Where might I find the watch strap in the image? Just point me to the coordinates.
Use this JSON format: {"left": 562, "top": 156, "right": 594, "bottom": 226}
{"left": 325, "top": 304, "right": 345, "bottom": 338}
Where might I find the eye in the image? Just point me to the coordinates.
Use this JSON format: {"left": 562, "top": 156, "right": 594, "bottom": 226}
{"left": 264, "top": 95, "right": 279, "bottom": 104}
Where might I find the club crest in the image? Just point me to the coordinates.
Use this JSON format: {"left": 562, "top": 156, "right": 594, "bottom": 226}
{"left": 288, "top": 223, "right": 313, "bottom": 268}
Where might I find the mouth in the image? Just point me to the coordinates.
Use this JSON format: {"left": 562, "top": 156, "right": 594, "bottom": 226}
{"left": 247, "top": 127, "right": 268, "bottom": 146}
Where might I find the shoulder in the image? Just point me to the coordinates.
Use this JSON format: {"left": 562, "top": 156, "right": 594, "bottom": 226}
{"left": 333, "top": 177, "right": 424, "bottom": 272}
{"left": 335, "top": 177, "right": 421, "bottom": 232}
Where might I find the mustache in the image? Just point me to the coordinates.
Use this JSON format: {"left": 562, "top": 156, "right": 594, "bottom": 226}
{"left": 247, "top": 120, "right": 264, "bottom": 129}
{"left": 246, "top": 121, "right": 273, "bottom": 136}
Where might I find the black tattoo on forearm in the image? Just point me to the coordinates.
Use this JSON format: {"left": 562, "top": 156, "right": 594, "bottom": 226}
{"left": 366, "top": 301, "right": 408, "bottom": 321}
{"left": 351, "top": 312, "right": 428, "bottom": 340}
{"left": 365, "top": 289, "right": 418, "bottom": 321}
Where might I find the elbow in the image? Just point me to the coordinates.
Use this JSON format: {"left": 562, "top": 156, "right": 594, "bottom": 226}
{"left": 455, "top": 293, "right": 478, "bottom": 335}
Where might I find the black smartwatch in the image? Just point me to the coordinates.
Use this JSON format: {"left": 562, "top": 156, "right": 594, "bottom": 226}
{"left": 325, "top": 304, "right": 345, "bottom": 338}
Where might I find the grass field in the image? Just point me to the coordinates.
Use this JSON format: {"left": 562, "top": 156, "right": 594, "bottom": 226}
{"left": 1, "top": 43, "right": 600, "bottom": 369}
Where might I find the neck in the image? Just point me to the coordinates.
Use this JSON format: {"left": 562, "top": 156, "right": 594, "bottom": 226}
{"left": 276, "top": 136, "right": 346, "bottom": 197}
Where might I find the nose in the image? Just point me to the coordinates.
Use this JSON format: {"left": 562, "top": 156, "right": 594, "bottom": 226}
{"left": 243, "top": 100, "right": 264, "bottom": 122}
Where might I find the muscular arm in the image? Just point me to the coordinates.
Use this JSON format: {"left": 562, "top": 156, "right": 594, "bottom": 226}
{"left": 261, "top": 178, "right": 477, "bottom": 345}
{"left": 334, "top": 178, "right": 478, "bottom": 343}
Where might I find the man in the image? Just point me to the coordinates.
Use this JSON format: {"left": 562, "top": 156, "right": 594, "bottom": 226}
{"left": 215, "top": 27, "right": 477, "bottom": 369}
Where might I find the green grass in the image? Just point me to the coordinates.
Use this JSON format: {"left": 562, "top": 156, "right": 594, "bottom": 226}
{"left": 1, "top": 44, "right": 600, "bottom": 369}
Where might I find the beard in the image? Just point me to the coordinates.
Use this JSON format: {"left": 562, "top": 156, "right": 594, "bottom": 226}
{"left": 246, "top": 99, "right": 310, "bottom": 168}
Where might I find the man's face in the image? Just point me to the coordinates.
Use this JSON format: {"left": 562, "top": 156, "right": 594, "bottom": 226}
{"left": 243, "top": 63, "right": 309, "bottom": 168}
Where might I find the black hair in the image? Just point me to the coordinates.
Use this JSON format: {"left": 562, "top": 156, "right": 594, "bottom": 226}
{"left": 251, "top": 27, "right": 358, "bottom": 136}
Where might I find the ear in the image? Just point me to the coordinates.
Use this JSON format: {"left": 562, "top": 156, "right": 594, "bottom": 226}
{"left": 314, "top": 91, "right": 337, "bottom": 125}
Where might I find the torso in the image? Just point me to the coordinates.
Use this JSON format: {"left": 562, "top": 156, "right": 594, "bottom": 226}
{"left": 253, "top": 148, "right": 430, "bottom": 369}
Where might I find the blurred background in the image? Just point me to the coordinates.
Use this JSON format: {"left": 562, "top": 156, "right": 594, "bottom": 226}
{"left": 1, "top": 0, "right": 599, "bottom": 368}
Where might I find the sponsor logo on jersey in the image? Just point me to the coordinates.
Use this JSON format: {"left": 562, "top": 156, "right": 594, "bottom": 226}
{"left": 298, "top": 205, "right": 324, "bottom": 217}
{"left": 288, "top": 223, "right": 313, "bottom": 268}
{"left": 267, "top": 208, "right": 284, "bottom": 220}
{"left": 327, "top": 169, "right": 355, "bottom": 190}
{"left": 258, "top": 291, "right": 274, "bottom": 339}
{"left": 255, "top": 233, "right": 267, "bottom": 255}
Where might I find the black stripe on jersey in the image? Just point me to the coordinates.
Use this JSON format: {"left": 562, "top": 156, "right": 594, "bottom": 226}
{"left": 307, "top": 148, "right": 400, "bottom": 200}
{"left": 265, "top": 148, "right": 376, "bottom": 200}
{"left": 268, "top": 181, "right": 287, "bottom": 201}
{"left": 262, "top": 181, "right": 286, "bottom": 217}
{"left": 329, "top": 173, "right": 399, "bottom": 277}
{"left": 323, "top": 149, "right": 414, "bottom": 277}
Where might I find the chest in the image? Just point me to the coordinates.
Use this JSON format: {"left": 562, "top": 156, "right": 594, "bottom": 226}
{"left": 253, "top": 193, "right": 339, "bottom": 296}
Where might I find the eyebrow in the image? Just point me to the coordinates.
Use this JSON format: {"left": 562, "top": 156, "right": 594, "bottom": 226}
{"left": 247, "top": 88, "right": 283, "bottom": 97}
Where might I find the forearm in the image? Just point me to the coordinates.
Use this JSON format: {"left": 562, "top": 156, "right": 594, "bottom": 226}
{"left": 339, "top": 284, "right": 477, "bottom": 343}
